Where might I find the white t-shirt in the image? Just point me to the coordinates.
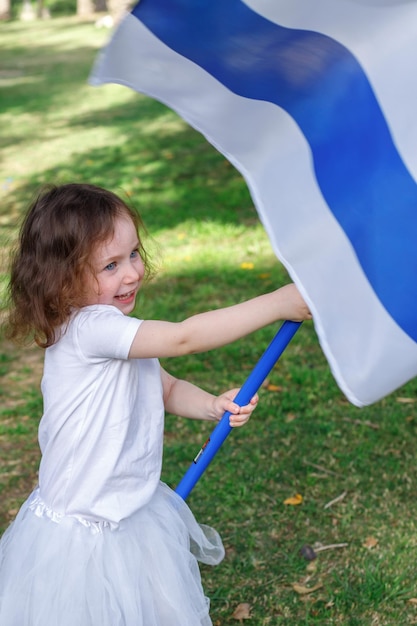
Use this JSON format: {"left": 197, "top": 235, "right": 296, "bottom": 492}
{"left": 37, "top": 305, "right": 164, "bottom": 526}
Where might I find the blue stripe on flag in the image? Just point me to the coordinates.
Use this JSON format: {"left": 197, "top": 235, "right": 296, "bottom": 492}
{"left": 134, "top": 0, "right": 417, "bottom": 342}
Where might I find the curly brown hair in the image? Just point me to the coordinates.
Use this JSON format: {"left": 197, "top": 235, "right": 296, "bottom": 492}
{"left": 6, "top": 183, "right": 151, "bottom": 348}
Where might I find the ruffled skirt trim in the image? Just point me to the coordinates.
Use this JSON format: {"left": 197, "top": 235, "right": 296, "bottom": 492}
{"left": 0, "top": 482, "right": 224, "bottom": 626}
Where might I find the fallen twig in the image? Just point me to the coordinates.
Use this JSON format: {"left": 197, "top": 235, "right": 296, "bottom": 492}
{"left": 314, "top": 542, "right": 348, "bottom": 553}
{"left": 303, "top": 460, "right": 344, "bottom": 478}
{"left": 324, "top": 491, "right": 347, "bottom": 509}
{"left": 300, "top": 542, "right": 349, "bottom": 561}
{"left": 342, "top": 417, "right": 379, "bottom": 430}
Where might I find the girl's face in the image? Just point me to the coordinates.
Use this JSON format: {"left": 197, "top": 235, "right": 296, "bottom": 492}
{"left": 85, "top": 214, "right": 145, "bottom": 315}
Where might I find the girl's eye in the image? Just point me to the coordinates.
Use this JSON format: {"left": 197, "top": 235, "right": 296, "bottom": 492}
{"left": 130, "top": 249, "right": 139, "bottom": 259}
{"left": 105, "top": 262, "right": 116, "bottom": 271}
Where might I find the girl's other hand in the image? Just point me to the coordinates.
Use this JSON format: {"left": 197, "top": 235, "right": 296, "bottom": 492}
{"left": 212, "top": 388, "right": 259, "bottom": 428}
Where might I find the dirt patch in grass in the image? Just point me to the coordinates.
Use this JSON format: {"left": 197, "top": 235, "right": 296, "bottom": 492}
{"left": 1, "top": 340, "right": 43, "bottom": 404}
{"left": 0, "top": 339, "right": 43, "bottom": 532}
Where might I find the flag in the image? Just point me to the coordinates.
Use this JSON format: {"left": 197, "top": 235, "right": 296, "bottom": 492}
{"left": 90, "top": 0, "right": 417, "bottom": 407}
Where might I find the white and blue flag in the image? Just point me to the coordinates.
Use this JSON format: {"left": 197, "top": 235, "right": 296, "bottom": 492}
{"left": 90, "top": 0, "right": 417, "bottom": 407}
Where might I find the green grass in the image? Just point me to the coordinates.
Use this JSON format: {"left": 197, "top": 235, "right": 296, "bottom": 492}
{"left": 2, "top": 16, "right": 417, "bottom": 626}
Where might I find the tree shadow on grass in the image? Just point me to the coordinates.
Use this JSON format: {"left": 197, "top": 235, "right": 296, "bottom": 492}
{"left": 1, "top": 101, "right": 257, "bottom": 231}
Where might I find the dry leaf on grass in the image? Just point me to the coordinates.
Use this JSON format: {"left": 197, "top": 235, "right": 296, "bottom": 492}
{"left": 232, "top": 602, "right": 251, "bottom": 621}
{"left": 284, "top": 493, "right": 303, "bottom": 506}
{"left": 285, "top": 412, "right": 297, "bottom": 422}
{"left": 266, "top": 384, "right": 282, "bottom": 392}
{"left": 292, "top": 582, "right": 323, "bottom": 595}
{"left": 363, "top": 536, "right": 379, "bottom": 549}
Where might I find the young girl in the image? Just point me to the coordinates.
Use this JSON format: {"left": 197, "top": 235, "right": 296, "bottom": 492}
{"left": 0, "top": 183, "right": 310, "bottom": 626}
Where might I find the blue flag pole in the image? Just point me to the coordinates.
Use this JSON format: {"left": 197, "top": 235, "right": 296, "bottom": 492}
{"left": 175, "top": 320, "right": 302, "bottom": 500}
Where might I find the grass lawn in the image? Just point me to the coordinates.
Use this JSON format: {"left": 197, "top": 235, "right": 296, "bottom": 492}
{"left": 1, "top": 15, "right": 417, "bottom": 625}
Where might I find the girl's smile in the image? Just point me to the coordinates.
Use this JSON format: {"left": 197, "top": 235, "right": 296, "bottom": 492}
{"left": 115, "top": 289, "right": 136, "bottom": 304}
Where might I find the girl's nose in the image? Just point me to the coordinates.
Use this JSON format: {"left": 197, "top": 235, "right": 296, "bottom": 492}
{"left": 124, "top": 260, "right": 143, "bottom": 283}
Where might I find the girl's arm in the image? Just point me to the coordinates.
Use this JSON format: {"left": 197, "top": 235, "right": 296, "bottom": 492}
{"left": 129, "top": 283, "right": 310, "bottom": 359}
{"left": 161, "top": 368, "right": 258, "bottom": 427}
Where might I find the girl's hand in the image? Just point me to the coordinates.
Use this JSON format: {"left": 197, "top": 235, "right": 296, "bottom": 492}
{"left": 212, "top": 388, "right": 259, "bottom": 428}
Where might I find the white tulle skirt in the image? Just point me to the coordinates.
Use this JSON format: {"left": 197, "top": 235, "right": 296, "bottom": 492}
{"left": 0, "top": 482, "right": 224, "bottom": 626}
